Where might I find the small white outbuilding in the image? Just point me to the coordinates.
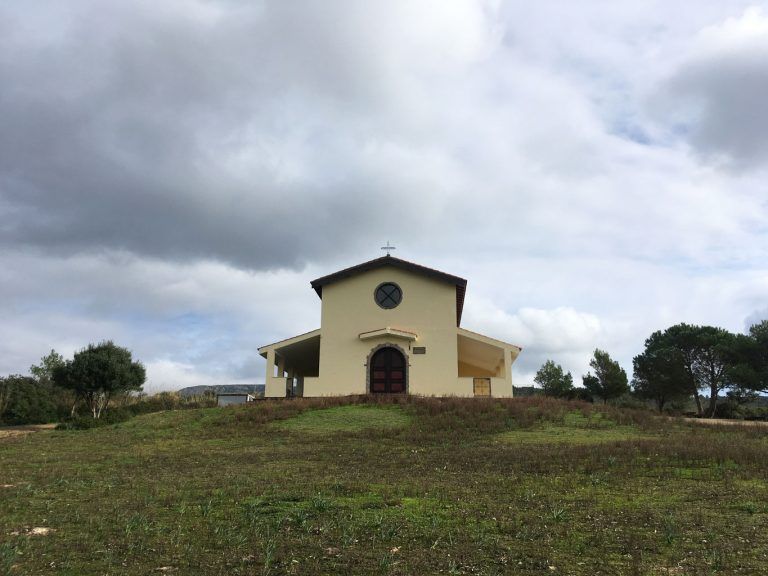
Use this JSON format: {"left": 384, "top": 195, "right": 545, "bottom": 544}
{"left": 216, "top": 393, "right": 256, "bottom": 407}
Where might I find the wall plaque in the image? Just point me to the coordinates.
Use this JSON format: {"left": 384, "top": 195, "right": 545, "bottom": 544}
{"left": 413, "top": 347, "right": 426, "bottom": 354}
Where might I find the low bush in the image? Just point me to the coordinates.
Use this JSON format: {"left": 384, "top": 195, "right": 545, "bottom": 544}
{"left": 56, "top": 391, "right": 217, "bottom": 429}
{"left": 612, "top": 393, "right": 652, "bottom": 411}
{"left": 56, "top": 407, "right": 133, "bottom": 430}
{"left": 126, "top": 391, "right": 216, "bottom": 415}
{"left": 716, "top": 401, "right": 768, "bottom": 421}
{"left": 0, "top": 375, "right": 70, "bottom": 425}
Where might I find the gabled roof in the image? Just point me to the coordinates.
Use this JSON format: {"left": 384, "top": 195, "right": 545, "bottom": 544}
{"left": 310, "top": 256, "right": 468, "bottom": 326}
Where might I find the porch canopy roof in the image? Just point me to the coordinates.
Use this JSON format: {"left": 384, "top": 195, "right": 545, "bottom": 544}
{"left": 258, "top": 329, "right": 321, "bottom": 377}
{"left": 359, "top": 327, "right": 418, "bottom": 342}
{"left": 457, "top": 328, "right": 522, "bottom": 377}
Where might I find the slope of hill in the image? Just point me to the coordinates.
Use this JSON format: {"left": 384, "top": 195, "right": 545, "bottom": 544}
{"left": 1, "top": 396, "right": 767, "bottom": 575}
{"left": 177, "top": 383, "right": 265, "bottom": 397}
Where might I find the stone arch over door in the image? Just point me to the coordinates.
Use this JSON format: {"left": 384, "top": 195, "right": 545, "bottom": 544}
{"left": 365, "top": 343, "right": 409, "bottom": 394}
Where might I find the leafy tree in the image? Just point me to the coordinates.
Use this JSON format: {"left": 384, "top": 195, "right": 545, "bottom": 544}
{"left": 53, "top": 341, "right": 146, "bottom": 418}
{"left": 632, "top": 343, "right": 689, "bottom": 412}
{"left": 30, "top": 349, "right": 66, "bottom": 385}
{"left": 582, "top": 349, "right": 629, "bottom": 404}
{"left": 0, "top": 375, "right": 67, "bottom": 425}
{"left": 646, "top": 324, "right": 728, "bottom": 417}
{"left": 749, "top": 319, "right": 768, "bottom": 389}
{"left": 0, "top": 377, "right": 14, "bottom": 420}
{"left": 581, "top": 373, "right": 601, "bottom": 402}
{"left": 750, "top": 319, "right": 768, "bottom": 358}
{"left": 726, "top": 320, "right": 768, "bottom": 405}
{"left": 641, "top": 323, "right": 765, "bottom": 418}
{"left": 654, "top": 324, "right": 705, "bottom": 415}
{"left": 534, "top": 360, "right": 574, "bottom": 398}
{"left": 690, "top": 327, "right": 741, "bottom": 418}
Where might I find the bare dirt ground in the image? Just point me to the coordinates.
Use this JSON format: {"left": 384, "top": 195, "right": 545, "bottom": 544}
{"left": 683, "top": 417, "right": 768, "bottom": 428}
{"left": 0, "top": 423, "right": 56, "bottom": 440}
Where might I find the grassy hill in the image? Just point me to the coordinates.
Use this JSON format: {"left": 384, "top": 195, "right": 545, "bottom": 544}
{"left": 1, "top": 396, "right": 767, "bottom": 575}
{"left": 177, "top": 384, "right": 265, "bottom": 398}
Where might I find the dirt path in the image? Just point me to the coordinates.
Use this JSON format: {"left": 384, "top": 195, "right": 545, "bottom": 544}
{"left": 0, "top": 423, "right": 56, "bottom": 440}
{"left": 683, "top": 417, "right": 768, "bottom": 428}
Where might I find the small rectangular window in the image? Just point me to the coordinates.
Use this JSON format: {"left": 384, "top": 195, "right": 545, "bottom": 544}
{"left": 473, "top": 378, "right": 491, "bottom": 397}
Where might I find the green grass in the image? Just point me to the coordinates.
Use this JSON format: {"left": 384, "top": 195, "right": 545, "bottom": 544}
{"left": 272, "top": 405, "right": 411, "bottom": 433}
{"left": 496, "top": 409, "right": 654, "bottom": 444}
{"left": 1, "top": 395, "right": 768, "bottom": 575}
{"left": 496, "top": 423, "right": 651, "bottom": 444}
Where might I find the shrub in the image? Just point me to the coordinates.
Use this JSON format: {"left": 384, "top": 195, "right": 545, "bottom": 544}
{"left": 714, "top": 401, "right": 767, "bottom": 420}
{"left": 126, "top": 391, "right": 216, "bottom": 415}
{"left": 0, "top": 375, "right": 70, "bottom": 425}
{"left": 613, "top": 394, "right": 652, "bottom": 411}
{"left": 57, "top": 407, "right": 133, "bottom": 430}
{"left": 571, "top": 388, "right": 594, "bottom": 403}
{"left": 55, "top": 392, "right": 217, "bottom": 430}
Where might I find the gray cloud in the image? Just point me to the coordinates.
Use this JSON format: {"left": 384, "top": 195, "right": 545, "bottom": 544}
{"left": 0, "top": 1, "right": 449, "bottom": 269}
{"left": 3, "top": 0, "right": 762, "bottom": 273}
{"left": 654, "top": 8, "right": 768, "bottom": 168}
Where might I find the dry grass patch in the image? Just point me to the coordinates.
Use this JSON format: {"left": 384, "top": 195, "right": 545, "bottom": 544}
{"left": 0, "top": 424, "right": 56, "bottom": 441}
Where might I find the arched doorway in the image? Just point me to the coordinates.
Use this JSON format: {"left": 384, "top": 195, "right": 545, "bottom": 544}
{"left": 369, "top": 347, "right": 407, "bottom": 393}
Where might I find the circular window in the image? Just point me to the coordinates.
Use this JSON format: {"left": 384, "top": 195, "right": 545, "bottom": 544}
{"left": 375, "top": 282, "right": 402, "bottom": 309}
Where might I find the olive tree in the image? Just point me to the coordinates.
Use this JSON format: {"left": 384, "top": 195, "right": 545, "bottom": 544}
{"left": 53, "top": 341, "right": 145, "bottom": 418}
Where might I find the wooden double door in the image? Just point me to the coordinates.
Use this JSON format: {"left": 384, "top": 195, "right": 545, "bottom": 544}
{"left": 370, "top": 347, "right": 406, "bottom": 393}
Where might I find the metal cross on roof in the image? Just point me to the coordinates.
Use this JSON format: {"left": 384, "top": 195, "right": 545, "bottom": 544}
{"left": 381, "top": 241, "right": 396, "bottom": 256}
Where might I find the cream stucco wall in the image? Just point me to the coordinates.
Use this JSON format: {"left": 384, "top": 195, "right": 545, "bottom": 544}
{"left": 312, "top": 266, "right": 460, "bottom": 396}
{"left": 265, "top": 376, "right": 289, "bottom": 397}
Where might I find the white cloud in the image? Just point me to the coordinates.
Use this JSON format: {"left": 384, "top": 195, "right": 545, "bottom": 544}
{"left": 143, "top": 360, "right": 221, "bottom": 393}
{"left": 463, "top": 299, "right": 603, "bottom": 384}
{"left": 0, "top": 251, "right": 323, "bottom": 389}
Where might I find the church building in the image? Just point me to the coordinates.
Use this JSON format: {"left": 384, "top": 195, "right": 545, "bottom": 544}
{"left": 258, "top": 255, "right": 521, "bottom": 398}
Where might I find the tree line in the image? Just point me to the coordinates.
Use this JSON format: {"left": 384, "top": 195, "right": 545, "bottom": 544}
{"left": 0, "top": 342, "right": 145, "bottom": 425}
{"left": 534, "top": 321, "right": 768, "bottom": 418}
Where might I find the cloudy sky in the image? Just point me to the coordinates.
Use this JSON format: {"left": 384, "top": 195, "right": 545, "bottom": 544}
{"left": 1, "top": 0, "right": 767, "bottom": 391}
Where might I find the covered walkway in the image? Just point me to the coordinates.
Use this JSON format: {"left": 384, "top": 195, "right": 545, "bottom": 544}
{"left": 257, "top": 329, "right": 320, "bottom": 397}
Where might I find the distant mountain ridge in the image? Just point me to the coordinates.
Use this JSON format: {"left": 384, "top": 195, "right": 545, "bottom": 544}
{"left": 177, "top": 384, "right": 265, "bottom": 397}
